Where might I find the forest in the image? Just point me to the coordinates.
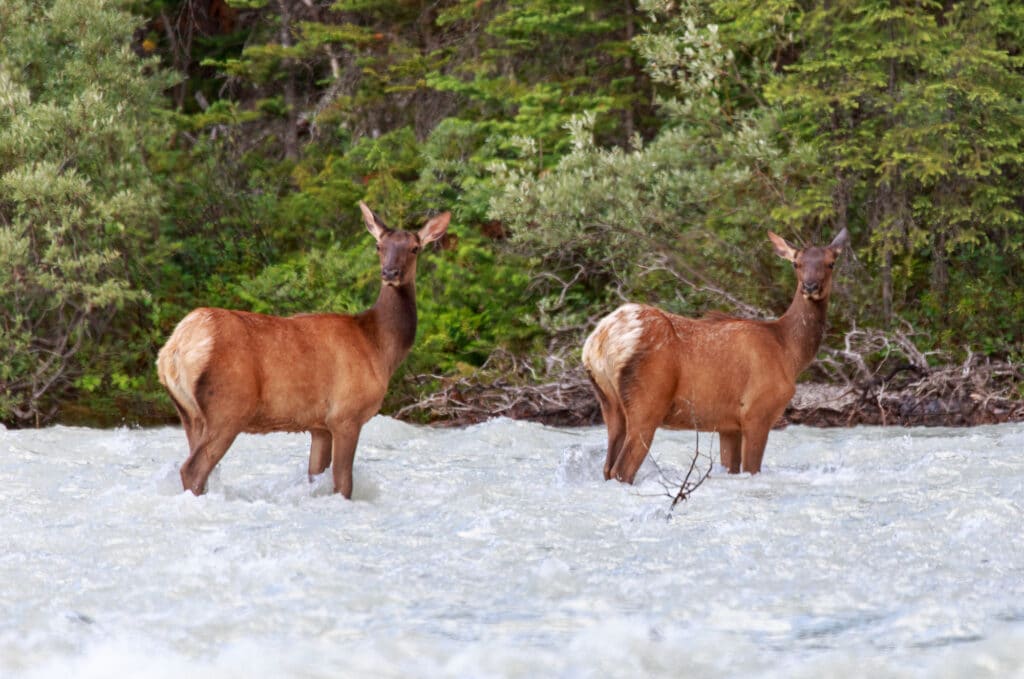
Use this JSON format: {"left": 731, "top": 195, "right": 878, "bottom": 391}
{"left": 1, "top": 0, "right": 1023, "bottom": 429}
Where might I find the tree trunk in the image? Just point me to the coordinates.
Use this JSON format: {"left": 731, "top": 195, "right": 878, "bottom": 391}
{"left": 277, "top": 0, "right": 300, "bottom": 162}
{"left": 930, "top": 227, "right": 949, "bottom": 312}
{"left": 623, "top": 0, "right": 635, "bottom": 146}
{"left": 882, "top": 249, "right": 893, "bottom": 324}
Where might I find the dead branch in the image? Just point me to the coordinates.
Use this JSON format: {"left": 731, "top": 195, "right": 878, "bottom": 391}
{"left": 647, "top": 429, "right": 714, "bottom": 511}
{"left": 668, "top": 432, "right": 715, "bottom": 509}
{"left": 641, "top": 253, "right": 772, "bottom": 320}
{"left": 396, "top": 349, "right": 599, "bottom": 426}
{"left": 790, "top": 321, "right": 1024, "bottom": 427}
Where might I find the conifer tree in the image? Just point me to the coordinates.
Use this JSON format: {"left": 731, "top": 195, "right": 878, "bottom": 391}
{"left": 769, "top": 0, "right": 1024, "bottom": 339}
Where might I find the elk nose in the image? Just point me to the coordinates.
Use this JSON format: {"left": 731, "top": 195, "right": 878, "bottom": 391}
{"left": 802, "top": 281, "right": 820, "bottom": 295}
{"left": 382, "top": 267, "right": 401, "bottom": 281}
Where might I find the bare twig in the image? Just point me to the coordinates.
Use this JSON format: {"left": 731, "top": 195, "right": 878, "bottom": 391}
{"left": 648, "top": 429, "right": 715, "bottom": 511}
{"left": 668, "top": 433, "right": 715, "bottom": 509}
{"left": 641, "top": 253, "right": 771, "bottom": 319}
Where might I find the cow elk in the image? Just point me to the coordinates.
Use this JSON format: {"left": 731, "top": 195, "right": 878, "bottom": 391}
{"left": 582, "top": 229, "right": 849, "bottom": 483}
{"left": 156, "top": 202, "right": 451, "bottom": 498}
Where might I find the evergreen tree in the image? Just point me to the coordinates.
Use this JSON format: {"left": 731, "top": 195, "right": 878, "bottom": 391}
{"left": 769, "top": 0, "right": 1024, "bottom": 347}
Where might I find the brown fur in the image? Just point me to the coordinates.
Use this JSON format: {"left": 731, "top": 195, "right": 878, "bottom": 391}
{"left": 582, "top": 229, "right": 849, "bottom": 483}
{"left": 156, "top": 203, "right": 450, "bottom": 498}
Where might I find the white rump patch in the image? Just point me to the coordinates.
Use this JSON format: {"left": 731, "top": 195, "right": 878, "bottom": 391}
{"left": 582, "top": 303, "right": 647, "bottom": 380}
{"left": 156, "top": 309, "right": 218, "bottom": 419}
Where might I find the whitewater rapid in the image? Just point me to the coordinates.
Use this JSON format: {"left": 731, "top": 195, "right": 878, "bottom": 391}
{"left": 2, "top": 419, "right": 1023, "bottom": 677}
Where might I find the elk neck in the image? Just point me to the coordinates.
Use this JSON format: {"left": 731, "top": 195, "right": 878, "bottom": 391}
{"left": 775, "top": 288, "right": 830, "bottom": 379}
{"left": 364, "top": 279, "right": 418, "bottom": 375}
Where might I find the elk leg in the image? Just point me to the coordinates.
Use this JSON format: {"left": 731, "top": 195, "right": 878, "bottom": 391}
{"left": 308, "top": 429, "right": 332, "bottom": 481}
{"left": 329, "top": 421, "right": 362, "bottom": 499}
{"left": 180, "top": 448, "right": 202, "bottom": 494}
{"left": 720, "top": 431, "right": 741, "bottom": 474}
{"left": 610, "top": 419, "right": 658, "bottom": 485}
{"left": 604, "top": 412, "right": 626, "bottom": 481}
{"left": 180, "top": 429, "right": 238, "bottom": 495}
{"left": 593, "top": 388, "right": 626, "bottom": 481}
{"left": 740, "top": 425, "right": 771, "bottom": 474}
{"left": 182, "top": 422, "right": 199, "bottom": 457}
{"left": 168, "top": 396, "right": 206, "bottom": 457}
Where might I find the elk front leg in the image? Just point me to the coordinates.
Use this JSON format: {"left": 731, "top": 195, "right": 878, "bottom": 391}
{"left": 308, "top": 429, "right": 332, "bottom": 481}
{"left": 739, "top": 424, "right": 771, "bottom": 474}
{"left": 329, "top": 421, "right": 362, "bottom": 499}
{"left": 719, "top": 431, "right": 741, "bottom": 474}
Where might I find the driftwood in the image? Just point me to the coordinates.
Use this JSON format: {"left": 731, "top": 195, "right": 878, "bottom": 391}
{"left": 401, "top": 326, "right": 1022, "bottom": 428}
{"left": 787, "top": 326, "right": 1024, "bottom": 427}
{"left": 396, "top": 350, "right": 600, "bottom": 426}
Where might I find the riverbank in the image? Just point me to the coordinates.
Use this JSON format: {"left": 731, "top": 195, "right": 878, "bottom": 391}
{"left": 397, "top": 356, "right": 1024, "bottom": 429}
{"left": 48, "top": 355, "right": 1023, "bottom": 431}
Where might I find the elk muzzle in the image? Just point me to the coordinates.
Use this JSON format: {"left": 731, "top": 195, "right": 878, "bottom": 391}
{"left": 801, "top": 281, "right": 822, "bottom": 299}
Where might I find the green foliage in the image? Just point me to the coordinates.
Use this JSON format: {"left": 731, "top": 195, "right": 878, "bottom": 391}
{"left": 0, "top": 0, "right": 174, "bottom": 425}
{"left": 428, "top": 0, "right": 645, "bottom": 182}
{"left": 766, "top": 0, "right": 1024, "bottom": 347}
{"left": 6, "top": 0, "right": 1022, "bottom": 425}
{"left": 492, "top": 1, "right": 799, "bottom": 331}
{"left": 495, "top": 0, "right": 1024, "bottom": 359}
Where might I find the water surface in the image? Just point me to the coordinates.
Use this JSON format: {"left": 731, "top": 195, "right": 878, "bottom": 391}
{"left": 2, "top": 420, "right": 1023, "bottom": 677}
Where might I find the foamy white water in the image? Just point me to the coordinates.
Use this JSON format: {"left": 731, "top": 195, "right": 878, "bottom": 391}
{"left": 2, "top": 419, "right": 1023, "bottom": 678}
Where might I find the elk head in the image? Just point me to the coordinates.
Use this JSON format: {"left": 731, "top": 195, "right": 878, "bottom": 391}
{"left": 360, "top": 201, "right": 450, "bottom": 287}
{"left": 768, "top": 228, "right": 849, "bottom": 302}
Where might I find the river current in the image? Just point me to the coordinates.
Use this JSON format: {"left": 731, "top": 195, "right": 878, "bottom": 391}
{"left": 2, "top": 419, "right": 1023, "bottom": 677}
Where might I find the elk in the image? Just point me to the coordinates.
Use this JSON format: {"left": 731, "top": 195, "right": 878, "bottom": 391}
{"left": 582, "top": 229, "right": 849, "bottom": 483}
{"left": 156, "top": 202, "right": 450, "bottom": 499}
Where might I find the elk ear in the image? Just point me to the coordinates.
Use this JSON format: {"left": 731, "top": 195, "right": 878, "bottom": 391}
{"left": 828, "top": 227, "right": 850, "bottom": 255}
{"left": 418, "top": 211, "right": 451, "bottom": 245}
{"left": 360, "top": 201, "right": 390, "bottom": 242}
{"left": 768, "top": 231, "right": 799, "bottom": 262}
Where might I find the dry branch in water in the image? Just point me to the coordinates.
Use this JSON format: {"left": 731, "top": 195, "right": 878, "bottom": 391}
{"left": 653, "top": 430, "right": 715, "bottom": 510}
{"left": 396, "top": 349, "right": 599, "bottom": 426}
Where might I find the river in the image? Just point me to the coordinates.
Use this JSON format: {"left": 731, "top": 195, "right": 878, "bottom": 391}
{"left": 2, "top": 419, "right": 1023, "bottom": 677}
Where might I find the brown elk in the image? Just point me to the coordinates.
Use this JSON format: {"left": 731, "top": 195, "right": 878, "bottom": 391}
{"left": 156, "top": 202, "right": 450, "bottom": 498}
{"left": 582, "top": 229, "right": 849, "bottom": 483}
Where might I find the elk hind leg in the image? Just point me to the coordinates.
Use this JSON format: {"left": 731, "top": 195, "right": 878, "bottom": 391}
{"left": 167, "top": 394, "right": 204, "bottom": 454}
{"left": 610, "top": 377, "right": 674, "bottom": 484}
{"left": 603, "top": 408, "right": 627, "bottom": 481}
{"left": 609, "top": 399, "right": 667, "bottom": 485}
{"left": 180, "top": 429, "right": 238, "bottom": 495}
{"left": 308, "top": 429, "right": 332, "bottom": 481}
{"left": 610, "top": 421, "right": 658, "bottom": 485}
{"left": 591, "top": 379, "right": 626, "bottom": 480}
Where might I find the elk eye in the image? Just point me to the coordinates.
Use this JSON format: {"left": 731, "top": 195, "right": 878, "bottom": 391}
{"left": 828, "top": 262, "right": 835, "bottom": 269}
{"left": 411, "top": 246, "right": 419, "bottom": 254}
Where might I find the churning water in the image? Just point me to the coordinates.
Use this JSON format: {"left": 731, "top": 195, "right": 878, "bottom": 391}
{"left": 2, "top": 418, "right": 1023, "bottom": 678}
